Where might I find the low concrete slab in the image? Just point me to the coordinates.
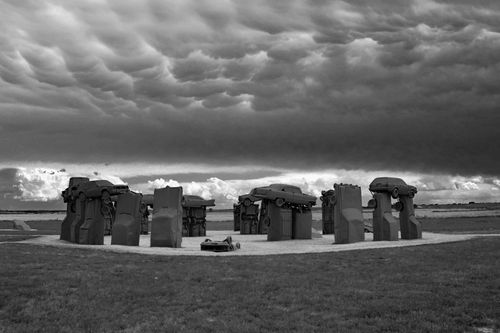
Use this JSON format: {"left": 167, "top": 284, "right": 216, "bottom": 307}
{"left": 12, "top": 231, "right": 499, "bottom": 257}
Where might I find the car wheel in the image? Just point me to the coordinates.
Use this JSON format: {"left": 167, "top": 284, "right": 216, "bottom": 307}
{"left": 243, "top": 198, "right": 251, "bottom": 207}
{"left": 393, "top": 201, "right": 404, "bottom": 212}
{"left": 79, "top": 192, "right": 86, "bottom": 201}
{"left": 367, "top": 198, "right": 377, "bottom": 209}
{"left": 275, "top": 198, "right": 285, "bottom": 207}
{"left": 391, "top": 187, "right": 399, "bottom": 199}
{"left": 409, "top": 191, "right": 415, "bottom": 199}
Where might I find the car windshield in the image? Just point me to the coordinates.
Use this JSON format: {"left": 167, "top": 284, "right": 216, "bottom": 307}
{"left": 269, "top": 184, "right": 301, "bottom": 193}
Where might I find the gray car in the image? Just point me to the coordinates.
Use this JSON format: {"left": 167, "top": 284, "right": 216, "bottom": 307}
{"left": 75, "top": 180, "right": 129, "bottom": 200}
{"left": 247, "top": 183, "right": 317, "bottom": 208}
{"left": 369, "top": 177, "right": 417, "bottom": 199}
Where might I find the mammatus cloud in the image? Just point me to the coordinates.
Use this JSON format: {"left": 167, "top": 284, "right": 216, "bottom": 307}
{"left": 0, "top": 0, "right": 499, "bottom": 177}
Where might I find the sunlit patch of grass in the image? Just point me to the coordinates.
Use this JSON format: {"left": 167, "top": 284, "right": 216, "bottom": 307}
{"left": 0, "top": 237, "right": 499, "bottom": 332}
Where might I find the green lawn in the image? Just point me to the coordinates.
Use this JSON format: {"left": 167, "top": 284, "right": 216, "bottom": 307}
{"left": 0, "top": 237, "right": 499, "bottom": 332}
{"left": 420, "top": 216, "right": 500, "bottom": 234}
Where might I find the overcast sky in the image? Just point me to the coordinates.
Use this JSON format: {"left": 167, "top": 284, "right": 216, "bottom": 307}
{"left": 1, "top": 0, "right": 500, "bottom": 209}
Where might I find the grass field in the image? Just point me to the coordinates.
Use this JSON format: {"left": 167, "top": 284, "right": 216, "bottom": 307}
{"left": 0, "top": 238, "right": 499, "bottom": 332}
{"left": 0, "top": 216, "right": 499, "bottom": 332}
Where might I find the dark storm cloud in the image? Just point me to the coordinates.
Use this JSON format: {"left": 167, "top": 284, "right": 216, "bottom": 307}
{"left": 1, "top": 0, "right": 500, "bottom": 176}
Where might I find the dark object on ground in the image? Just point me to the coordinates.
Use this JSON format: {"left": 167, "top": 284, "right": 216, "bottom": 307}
{"left": 369, "top": 177, "right": 417, "bottom": 199}
{"left": 200, "top": 236, "right": 240, "bottom": 252}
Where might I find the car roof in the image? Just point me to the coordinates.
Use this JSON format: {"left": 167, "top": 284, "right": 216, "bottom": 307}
{"left": 370, "top": 177, "right": 407, "bottom": 185}
{"left": 86, "top": 180, "right": 114, "bottom": 186}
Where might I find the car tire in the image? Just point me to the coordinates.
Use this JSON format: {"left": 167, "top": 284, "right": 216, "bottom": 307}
{"left": 409, "top": 191, "right": 415, "bottom": 199}
{"left": 243, "top": 198, "right": 252, "bottom": 207}
{"left": 393, "top": 201, "right": 404, "bottom": 212}
{"left": 367, "top": 198, "right": 377, "bottom": 209}
{"left": 79, "top": 192, "right": 86, "bottom": 201}
{"left": 275, "top": 198, "right": 285, "bottom": 207}
{"left": 391, "top": 187, "right": 399, "bottom": 199}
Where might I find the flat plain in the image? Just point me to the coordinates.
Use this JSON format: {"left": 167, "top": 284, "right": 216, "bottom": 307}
{"left": 0, "top": 216, "right": 499, "bottom": 332}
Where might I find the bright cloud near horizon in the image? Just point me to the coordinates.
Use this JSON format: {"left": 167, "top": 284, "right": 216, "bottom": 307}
{"left": 1, "top": 0, "right": 500, "bottom": 209}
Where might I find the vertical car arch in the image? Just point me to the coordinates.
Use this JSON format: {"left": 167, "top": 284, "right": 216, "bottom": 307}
{"left": 369, "top": 177, "right": 422, "bottom": 240}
